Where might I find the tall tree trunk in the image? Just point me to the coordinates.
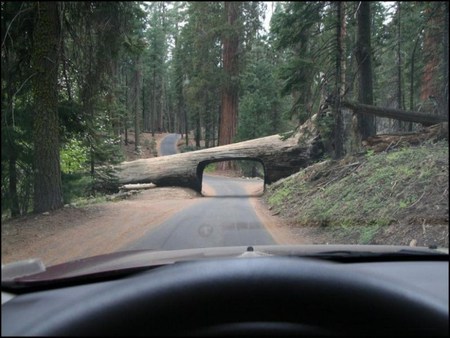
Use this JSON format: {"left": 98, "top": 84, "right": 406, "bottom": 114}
{"left": 420, "top": 4, "right": 438, "bottom": 102}
{"left": 443, "top": 2, "right": 449, "bottom": 117}
{"left": 396, "top": 2, "right": 403, "bottom": 111}
{"left": 134, "top": 57, "right": 142, "bottom": 153}
{"left": 409, "top": 35, "right": 421, "bottom": 111}
{"left": 219, "top": 1, "right": 240, "bottom": 147}
{"left": 143, "top": 77, "right": 150, "bottom": 132}
{"left": 332, "top": 1, "right": 345, "bottom": 159}
{"left": 157, "top": 81, "right": 163, "bottom": 133}
{"left": 8, "top": 151, "right": 20, "bottom": 216}
{"left": 80, "top": 11, "right": 97, "bottom": 177}
{"left": 152, "top": 70, "right": 156, "bottom": 136}
{"left": 396, "top": 1, "right": 405, "bottom": 131}
{"left": 5, "top": 48, "right": 20, "bottom": 216}
{"left": 160, "top": 77, "right": 166, "bottom": 132}
{"left": 124, "top": 71, "right": 129, "bottom": 145}
{"left": 354, "top": 1, "right": 376, "bottom": 144}
{"left": 184, "top": 104, "right": 189, "bottom": 146}
{"left": 420, "top": 2, "right": 446, "bottom": 116}
{"left": 31, "top": 1, "right": 63, "bottom": 212}
{"left": 195, "top": 113, "right": 201, "bottom": 148}
{"left": 204, "top": 91, "right": 210, "bottom": 148}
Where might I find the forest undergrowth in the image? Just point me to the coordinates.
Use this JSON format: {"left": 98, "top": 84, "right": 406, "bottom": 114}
{"left": 263, "top": 140, "right": 449, "bottom": 249}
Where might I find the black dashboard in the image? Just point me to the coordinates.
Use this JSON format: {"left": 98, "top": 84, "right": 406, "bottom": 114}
{"left": 2, "top": 255, "right": 448, "bottom": 336}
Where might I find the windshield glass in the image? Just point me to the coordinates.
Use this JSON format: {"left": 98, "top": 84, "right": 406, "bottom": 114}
{"left": 1, "top": 1, "right": 448, "bottom": 274}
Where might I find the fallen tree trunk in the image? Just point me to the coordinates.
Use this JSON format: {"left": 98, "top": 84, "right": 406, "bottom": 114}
{"left": 340, "top": 100, "right": 448, "bottom": 126}
{"left": 113, "top": 117, "right": 324, "bottom": 192}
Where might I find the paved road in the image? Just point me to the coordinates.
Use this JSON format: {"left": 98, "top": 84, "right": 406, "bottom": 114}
{"left": 159, "top": 133, "right": 181, "bottom": 155}
{"left": 123, "top": 134, "right": 275, "bottom": 251}
{"left": 202, "top": 175, "right": 264, "bottom": 197}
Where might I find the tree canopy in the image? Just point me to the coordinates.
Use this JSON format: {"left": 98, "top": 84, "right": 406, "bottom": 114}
{"left": 1, "top": 1, "right": 448, "bottom": 216}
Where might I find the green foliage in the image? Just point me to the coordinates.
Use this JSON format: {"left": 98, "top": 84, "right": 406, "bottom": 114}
{"left": 365, "top": 149, "right": 376, "bottom": 159}
{"left": 204, "top": 163, "right": 217, "bottom": 173}
{"left": 60, "top": 138, "right": 89, "bottom": 174}
{"left": 268, "top": 182, "right": 294, "bottom": 208}
{"left": 236, "top": 41, "right": 293, "bottom": 142}
{"left": 270, "top": 2, "right": 326, "bottom": 120}
{"left": 61, "top": 172, "right": 92, "bottom": 204}
{"left": 2, "top": 1, "right": 448, "bottom": 216}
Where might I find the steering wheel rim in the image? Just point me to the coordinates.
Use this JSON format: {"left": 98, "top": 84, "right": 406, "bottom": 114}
{"left": 20, "top": 257, "right": 448, "bottom": 336}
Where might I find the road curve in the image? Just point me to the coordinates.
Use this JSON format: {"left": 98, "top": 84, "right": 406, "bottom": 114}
{"left": 159, "top": 133, "right": 181, "bottom": 156}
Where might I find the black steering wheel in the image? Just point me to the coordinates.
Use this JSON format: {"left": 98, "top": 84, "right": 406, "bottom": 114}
{"left": 18, "top": 257, "right": 448, "bottom": 336}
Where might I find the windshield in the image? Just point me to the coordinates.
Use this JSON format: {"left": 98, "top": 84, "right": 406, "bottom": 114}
{"left": 1, "top": 1, "right": 448, "bottom": 276}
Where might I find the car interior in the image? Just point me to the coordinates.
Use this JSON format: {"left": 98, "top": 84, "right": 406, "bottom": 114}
{"left": 2, "top": 245, "right": 448, "bottom": 336}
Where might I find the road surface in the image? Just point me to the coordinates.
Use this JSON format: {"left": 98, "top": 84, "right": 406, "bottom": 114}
{"left": 202, "top": 175, "right": 264, "bottom": 197}
{"left": 159, "top": 133, "right": 181, "bottom": 155}
{"left": 123, "top": 134, "right": 276, "bottom": 251}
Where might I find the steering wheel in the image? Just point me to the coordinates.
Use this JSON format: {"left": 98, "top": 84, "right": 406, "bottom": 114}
{"left": 19, "top": 257, "right": 448, "bottom": 336}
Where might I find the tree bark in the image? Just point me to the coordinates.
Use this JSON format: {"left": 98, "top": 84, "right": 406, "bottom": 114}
{"left": 354, "top": 1, "right": 376, "bottom": 141}
{"left": 332, "top": 1, "right": 345, "bottom": 159}
{"left": 134, "top": 56, "right": 142, "bottom": 153}
{"left": 219, "top": 1, "right": 240, "bottom": 147}
{"left": 9, "top": 152, "right": 20, "bottom": 216}
{"left": 420, "top": 3, "right": 441, "bottom": 102}
{"left": 396, "top": 2, "right": 403, "bottom": 111}
{"left": 5, "top": 47, "right": 20, "bottom": 216}
{"left": 112, "top": 117, "right": 323, "bottom": 192}
{"left": 32, "top": 1, "right": 64, "bottom": 212}
{"left": 443, "top": 2, "right": 449, "bottom": 116}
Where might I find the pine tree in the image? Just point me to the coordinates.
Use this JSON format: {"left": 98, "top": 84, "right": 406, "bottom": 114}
{"left": 31, "top": 1, "right": 64, "bottom": 212}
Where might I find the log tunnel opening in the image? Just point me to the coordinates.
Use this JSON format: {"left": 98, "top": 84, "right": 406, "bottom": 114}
{"left": 196, "top": 158, "right": 267, "bottom": 196}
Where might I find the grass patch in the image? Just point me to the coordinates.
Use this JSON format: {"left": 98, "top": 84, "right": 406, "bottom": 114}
{"left": 267, "top": 181, "right": 295, "bottom": 208}
{"left": 264, "top": 141, "right": 448, "bottom": 245}
{"left": 204, "top": 163, "right": 217, "bottom": 173}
